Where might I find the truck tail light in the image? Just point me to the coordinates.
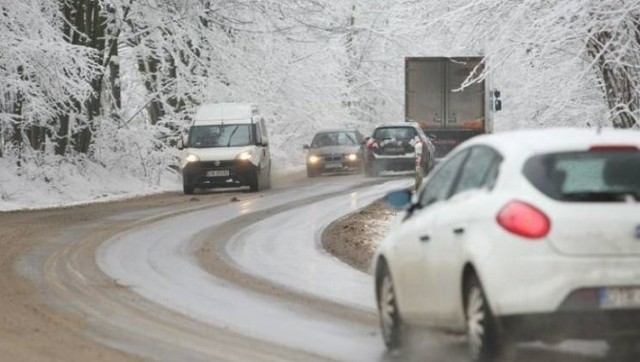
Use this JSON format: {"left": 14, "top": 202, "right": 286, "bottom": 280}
{"left": 496, "top": 200, "right": 550, "bottom": 239}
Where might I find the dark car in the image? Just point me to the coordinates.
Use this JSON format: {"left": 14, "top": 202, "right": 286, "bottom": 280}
{"left": 363, "top": 123, "right": 434, "bottom": 177}
{"left": 303, "top": 129, "right": 365, "bottom": 177}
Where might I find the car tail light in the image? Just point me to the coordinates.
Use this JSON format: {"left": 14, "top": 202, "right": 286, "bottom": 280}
{"left": 496, "top": 200, "right": 550, "bottom": 239}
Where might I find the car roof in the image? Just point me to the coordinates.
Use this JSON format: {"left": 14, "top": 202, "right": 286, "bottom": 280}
{"left": 374, "top": 122, "right": 420, "bottom": 129}
{"left": 313, "top": 129, "right": 361, "bottom": 134}
{"left": 464, "top": 127, "right": 640, "bottom": 157}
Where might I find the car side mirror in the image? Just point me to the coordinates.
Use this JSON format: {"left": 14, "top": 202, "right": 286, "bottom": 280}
{"left": 385, "top": 189, "right": 413, "bottom": 211}
{"left": 177, "top": 138, "right": 184, "bottom": 150}
{"left": 260, "top": 141, "right": 269, "bottom": 147}
{"left": 303, "top": 144, "right": 310, "bottom": 150}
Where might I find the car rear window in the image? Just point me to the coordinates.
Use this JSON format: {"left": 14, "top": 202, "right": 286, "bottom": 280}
{"left": 523, "top": 150, "right": 640, "bottom": 202}
{"left": 373, "top": 127, "right": 416, "bottom": 140}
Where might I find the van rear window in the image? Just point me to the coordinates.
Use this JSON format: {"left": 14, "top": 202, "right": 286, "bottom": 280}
{"left": 523, "top": 150, "right": 640, "bottom": 202}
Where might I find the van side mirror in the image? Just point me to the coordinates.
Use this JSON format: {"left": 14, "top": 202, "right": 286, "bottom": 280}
{"left": 177, "top": 138, "right": 184, "bottom": 150}
{"left": 303, "top": 144, "right": 310, "bottom": 150}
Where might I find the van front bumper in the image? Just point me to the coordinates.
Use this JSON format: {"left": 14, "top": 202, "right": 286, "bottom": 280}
{"left": 182, "top": 160, "right": 257, "bottom": 188}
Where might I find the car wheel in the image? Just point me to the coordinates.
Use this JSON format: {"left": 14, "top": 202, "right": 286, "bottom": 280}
{"left": 376, "top": 261, "right": 402, "bottom": 349}
{"left": 366, "top": 161, "right": 380, "bottom": 177}
{"left": 608, "top": 337, "right": 639, "bottom": 361}
{"left": 464, "top": 274, "right": 503, "bottom": 362}
{"left": 364, "top": 164, "right": 374, "bottom": 177}
{"left": 183, "top": 180, "right": 195, "bottom": 195}
{"left": 307, "top": 168, "right": 320, "bottom": 178}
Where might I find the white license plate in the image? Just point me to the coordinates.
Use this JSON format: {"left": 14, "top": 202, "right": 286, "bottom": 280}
{"left": 599, "top": 287, "right": 640, "bottom": 309}
{"left": 207, "top": 170, "right": 229, "bottom": 177}
{"left": 325, "top": 162, "right": 342, "bottom": 169}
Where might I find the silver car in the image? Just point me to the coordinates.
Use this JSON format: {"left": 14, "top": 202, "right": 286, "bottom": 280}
{"left": 303, "top": 129, "right": 365, "bottom": 177}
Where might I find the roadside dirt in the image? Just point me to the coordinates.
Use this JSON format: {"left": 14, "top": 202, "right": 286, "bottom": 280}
{"left": 322, "top": 200, "right": 398, "bottom": 273}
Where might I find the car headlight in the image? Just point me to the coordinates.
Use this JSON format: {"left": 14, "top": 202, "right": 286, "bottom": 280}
{"left": 346, "top": 153, "right": 357, "bottom": 161}
{"left": 237, "top": 151, "right": 253, "bottom": 161}
{"left": 185, "top": 153, "right": 200, "bottom": 163}
{"left": 308, "top": 155, "right": 321, "bottom": 164}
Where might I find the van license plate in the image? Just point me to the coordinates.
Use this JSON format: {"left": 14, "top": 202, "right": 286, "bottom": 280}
{"left": 325, "top": 162, "right": 342, "bottom": 169}
{"left": 599, "top": 287, "right": 640, "bottom": 309}
{"left": 207, "top": 170, "right": 229, "bottom": 177}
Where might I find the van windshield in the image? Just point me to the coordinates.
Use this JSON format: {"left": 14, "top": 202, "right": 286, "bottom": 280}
{"left": 189, "top": 124, "right": 254, "bottom": 148}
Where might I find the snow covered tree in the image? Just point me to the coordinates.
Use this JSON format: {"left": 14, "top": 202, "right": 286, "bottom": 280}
{"left": 0, "top": 0, "right": 100, "bottom": 158}
{"left": 423, "top": 0, "right": 640, "bottom": 129}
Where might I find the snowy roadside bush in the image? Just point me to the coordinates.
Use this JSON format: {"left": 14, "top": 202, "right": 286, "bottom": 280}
{"left": 91, "top": 118, "right": 179, "bottom": 186}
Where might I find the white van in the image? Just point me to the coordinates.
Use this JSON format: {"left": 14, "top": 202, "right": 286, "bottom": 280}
{"left": 178, "top": 103, "right": 271, "bottom": 194}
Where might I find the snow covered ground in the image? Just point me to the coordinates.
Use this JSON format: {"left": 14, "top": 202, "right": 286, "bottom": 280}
{"left": 0, "top": 157, "right": 182, "bottom": 212}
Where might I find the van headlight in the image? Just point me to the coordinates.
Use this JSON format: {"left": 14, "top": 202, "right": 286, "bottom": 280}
{"left": 185, "top": 154, "right": 200, "bottom": 163}
{"left": 237, "top": 151, "right": 253, "bottom": 161}
{"left": 308, "top": 155, "right": 321, "bottom": 164}
{"left": 346, "top": 153, "right": 357, "bottom": 161}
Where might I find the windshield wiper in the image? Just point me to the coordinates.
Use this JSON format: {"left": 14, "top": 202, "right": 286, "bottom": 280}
{"left": 226, "top": 126, "right": 240, "bottom": 147}
{"left": 562, "top": 190, "right": 640, "bottom": 202}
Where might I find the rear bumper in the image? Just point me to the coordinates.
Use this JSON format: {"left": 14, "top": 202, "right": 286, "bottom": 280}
{"left": 500, "top": 310, "right": 640, "bottom": 341}
{"left": 370, "top": 156, "right": 415, "bottom": 171}
{"left": 182, "top": 160, "right": 257, "bottom": 187}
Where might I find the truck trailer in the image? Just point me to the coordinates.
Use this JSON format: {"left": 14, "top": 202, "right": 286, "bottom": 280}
{"left": 405, "top": 56, "right": 501, "bottom": 159}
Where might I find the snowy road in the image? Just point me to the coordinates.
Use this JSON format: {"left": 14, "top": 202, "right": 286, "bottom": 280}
{"left": 96, "top": 177, "right": 417, "bottom": 361}
{"left": 11, "top": 173, "right": 609, "bottom": 361}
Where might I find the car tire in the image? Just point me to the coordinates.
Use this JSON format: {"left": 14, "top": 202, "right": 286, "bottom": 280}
{"left": 376, "top": 261, "right": 403, "bottom": 349}
{"left": 307, "top": 168, "right": 320, "bottom": 178}
{"left": 464, "top": 274, "right": 504, "bottom": 362}
{"left": 608, "top": 337, "right": 639, "bottom": 361}
{"left": 372, "top": 161, "right": 382, "bottom": 177}
{"left": 364, "top": 164, "right": 374, "bottom": 177}
{"left": 366, "top": 161, "right": 380, "bottom": 177}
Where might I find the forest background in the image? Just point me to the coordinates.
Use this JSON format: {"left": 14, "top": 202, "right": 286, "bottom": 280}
{"left": 1, "top": 0, "right": 639, "bottom": 209}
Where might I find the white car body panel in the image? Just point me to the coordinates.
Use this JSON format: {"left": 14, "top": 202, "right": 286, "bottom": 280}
{"left": 374, "top": 127, "right": 640, "bottom": 336}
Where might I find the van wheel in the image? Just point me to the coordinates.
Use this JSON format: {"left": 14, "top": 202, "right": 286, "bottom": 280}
{"left": 249, "top": 169, "right": 261, "bottom": 192}
{"left": 263, "top": 164, "right": 272, "bottom": 190}
{"left": 183, "top": 182, "right": 194, "bottom": 195}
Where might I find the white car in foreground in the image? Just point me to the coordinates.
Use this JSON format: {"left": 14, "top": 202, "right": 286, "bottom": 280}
{"left": 373, "top": 128, "right": 640, "bottom": 361}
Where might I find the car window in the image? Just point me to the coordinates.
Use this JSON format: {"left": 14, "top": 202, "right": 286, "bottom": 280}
{"left": 311, "top": 133, "right": 332, "bottom": 147}
{"left": 418, "top": 149, "right": 469, "bottom": 208}
{"left": 452, "top": 146, "right": 502, "bottom": 196}
{"left": 373, "top": 127, "right": 416, "bottom": 140}
{"left": 337, "top": 132, "right": 359, "bottom": 146}
{"left": 523, "top": 150, "right": 640, "bottom": 202}
{"left": 311, "top": 132, "right": 359, "bottom": 147}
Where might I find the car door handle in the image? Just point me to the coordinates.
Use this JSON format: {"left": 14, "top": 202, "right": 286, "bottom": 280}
{"left": 453, "top": 227, "right": 465, "bottom": 235}
{"left": 419, "top": 234, "right": 431, "bottom": 242}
